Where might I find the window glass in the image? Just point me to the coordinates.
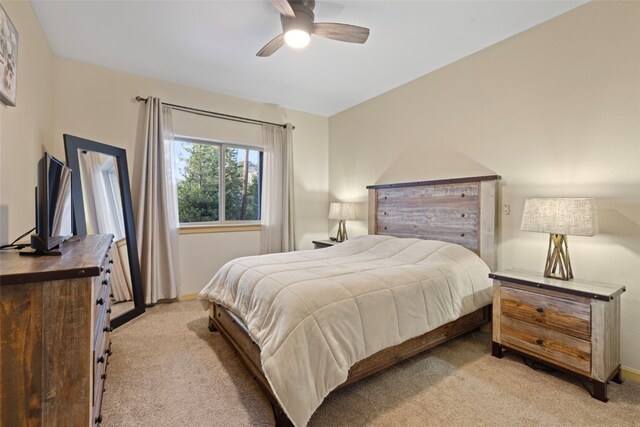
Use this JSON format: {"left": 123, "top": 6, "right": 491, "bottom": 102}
{"left": 224, "top": 147, "right": 261, "bottom": 221}
{"left": 174, "top": 140, "right": 220, "bottom": 223}
{"left": 173, "top": 139, "right": 262, "bottom": 224}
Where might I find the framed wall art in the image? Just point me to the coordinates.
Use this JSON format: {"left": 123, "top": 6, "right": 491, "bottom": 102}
{"left": 0, "top": 4, "right": 18, "bottom": 107}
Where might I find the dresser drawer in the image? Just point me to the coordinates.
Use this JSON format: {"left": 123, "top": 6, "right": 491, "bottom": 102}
{"left": 500, "top": 286, "right": 591, "bottom": 338}
{"left": 93, "top": 321, "right": 110, "bottom": 404}
{"left": 501, "top": 315, "right": 591, "bottom": 375}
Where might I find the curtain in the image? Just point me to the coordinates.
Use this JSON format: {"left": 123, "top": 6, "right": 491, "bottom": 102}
{"left": 136, "top": 97, "right": 181, "bottom": 304}
{"left": 260, "top": 123, "right": 295, "bottom": 254}
{"left": 79, "top": 153, "right": 126, "bottom": 239}
{"left": 78, "top": 152, "right": 131, "bottom": 302}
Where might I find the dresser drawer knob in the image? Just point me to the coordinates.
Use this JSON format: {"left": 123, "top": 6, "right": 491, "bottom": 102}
{"left": 96, "top": 298, "right": 104, "bottom": 306}
{"left": 536, "top": 307, "right": 544, "bottom": 313}
{"left": 109, "top": 259, "right": 114, "bottom": 264}
{"left": 97, "top": 355, "right": 105, "bottom": 364}
{"left": 106, "top": 308, "right": 112, "bottom": 314}
{"left": 95, "top": 415, "right": 102, "bottom": 424}
{"left": 101, "top": 373, "right": 107, "bottom": 380}
{"left": 535, "top": 339, "right": 543, "bottom": 345}
{"left": 461, "top": 213, "right": 465, "bottom": 217}
{"left": 106, "top": 348, "right": 113, "bottom": 356}
{"left": 106, "top": 268, "right": 111, "bottom": 274}
{"left": 102, "top": 279, "right": 108, "bottom": 286}
{"left": 104, "top": 326, "right": 113, "bottom": 333}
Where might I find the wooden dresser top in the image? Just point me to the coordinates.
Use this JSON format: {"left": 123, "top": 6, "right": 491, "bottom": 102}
{"left": 0, "top": 234, "right": 113, "bottom": 285}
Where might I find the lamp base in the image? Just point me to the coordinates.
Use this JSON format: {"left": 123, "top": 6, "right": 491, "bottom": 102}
{"left": 336, "top": 220, "right": 348, "bottom": 242}
{"left": 544, "top": 233, "right": 573, "bottom": 281}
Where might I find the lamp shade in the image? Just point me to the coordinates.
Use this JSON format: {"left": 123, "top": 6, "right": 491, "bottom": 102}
{"left": 520, "top": 198, "right": 599, "bottom": 236}
{"left": 328, "top": 203, "right": 356, "bottom": 221}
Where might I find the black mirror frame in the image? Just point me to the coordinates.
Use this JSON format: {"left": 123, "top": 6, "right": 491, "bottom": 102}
{"left": 64, "top": 134, "right": 145, "bottom": 328}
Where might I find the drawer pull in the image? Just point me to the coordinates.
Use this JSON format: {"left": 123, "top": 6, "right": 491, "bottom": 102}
{"left": 97, "top": 355, "right": 105, "bottom": 364}
{"left": 95, "top": 415, "right": 102, "bottom": 424}
{"left": 536, "top": 307, "right": 544, "bottom": 313}
{"left": 106, "top": 268, "right": 111, "bottom": 274}
{"left": 109, "top": 259, "right": 114, "bottom": 264}
{"left": 106, "top": 348, "right": 113, "bottom": 356}
{"left": 461, "top": 213, "right": 465, "bottom": 217}
{"left": 535, "top": 339, "right": 543, "bottom": 345}
{"left": 106, "top": 308, "right": 112, "bottom": 314}
{"left": 96, "top": 298, "right": 104, "bottom": 306}
{"left": 103, "top": 326, "right": 113, "bottom": 333}
{"left": 101, "top": 373, "right": 107, "bottom": 380}
{"left": 102, "top": 279, "right": 108, "bottom": 286}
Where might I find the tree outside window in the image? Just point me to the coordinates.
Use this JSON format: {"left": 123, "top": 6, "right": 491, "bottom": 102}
{"left": 174, "top": 139, "right": 262, "bottom": 224}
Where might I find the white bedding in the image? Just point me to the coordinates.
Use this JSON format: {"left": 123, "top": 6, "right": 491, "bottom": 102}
{"left": 198, "top": 235, "right": 492, "bottom": 426}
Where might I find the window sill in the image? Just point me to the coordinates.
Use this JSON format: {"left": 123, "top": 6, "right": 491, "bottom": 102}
{"left": 179, "top": 223, "right": 261, "bottom": 235}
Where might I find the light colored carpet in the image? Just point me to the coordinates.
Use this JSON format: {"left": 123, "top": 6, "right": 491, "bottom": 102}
{"left": 102, "top": 300, "right": 640, "bottom": 426}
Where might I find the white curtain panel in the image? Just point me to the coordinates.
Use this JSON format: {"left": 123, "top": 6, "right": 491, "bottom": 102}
{"left": 80, "top": 154, "right": 126, "bottom": 239}
{"left": 78, "top": 152, "right": 130, "bottom": 302}
{"left": 260, "top": 123, "right": 295, "bottom": 254}
{"left": 136, "top": 97, "right": 181, "bottom": 304}
{"left": 108, "top": 240, "right": 132, "bottom": 302}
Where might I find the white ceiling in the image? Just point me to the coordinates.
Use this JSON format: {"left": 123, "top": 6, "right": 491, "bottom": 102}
{"left": 31, "top": 0, "right": 585, "bottom": 117}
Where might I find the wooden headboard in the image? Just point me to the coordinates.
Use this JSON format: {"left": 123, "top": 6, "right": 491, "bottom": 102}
{"left": 367, "top": 175, "right": 500, "bottom": 271}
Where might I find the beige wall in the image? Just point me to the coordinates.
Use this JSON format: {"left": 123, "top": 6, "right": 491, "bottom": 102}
{"left": 329, "top": 1, "right": 640, "bottom": 372}
{"left": 0, "top": 1, "right": 54, "bottom": 245}
{"left": 53, "top": 59, "right": 329, "bottom": 295}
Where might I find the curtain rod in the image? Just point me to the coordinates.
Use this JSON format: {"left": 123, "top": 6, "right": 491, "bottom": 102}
{"left": 135, "top": 96, "right": 293, "bottom": 130}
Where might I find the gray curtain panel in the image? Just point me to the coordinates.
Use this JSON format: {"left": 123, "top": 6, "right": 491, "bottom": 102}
{"left": 260, "top": 123, "right": 295, "bottom": 253}
{"left": 135, "top": 97, "right": 181, "bottom": 304}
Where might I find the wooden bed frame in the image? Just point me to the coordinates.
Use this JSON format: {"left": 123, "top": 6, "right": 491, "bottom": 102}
{"left": 208, "top": 175, "right": 500, "bottom": 426}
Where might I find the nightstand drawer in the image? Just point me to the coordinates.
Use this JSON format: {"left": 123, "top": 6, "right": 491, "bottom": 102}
{"left": 501, "top": 315, "right": 591, "bottom": 375}
{"left": 501, "top": 286, "right": 590, "bottom": 339}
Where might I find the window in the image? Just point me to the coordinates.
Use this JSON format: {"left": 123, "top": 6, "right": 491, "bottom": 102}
{"left": 173, "top": 138, "right": 262, "bottom": 224}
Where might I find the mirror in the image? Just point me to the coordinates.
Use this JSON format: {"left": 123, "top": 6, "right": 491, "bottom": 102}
{"left": 64, "top": 134, "right": 145, "bottom": 328}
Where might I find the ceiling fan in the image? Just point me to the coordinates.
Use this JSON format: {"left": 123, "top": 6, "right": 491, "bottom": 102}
{"left": 257, "top": 0, "right": 370, "bottom": 57}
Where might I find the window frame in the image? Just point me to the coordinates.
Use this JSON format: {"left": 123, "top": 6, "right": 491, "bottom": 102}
{"left": 173, "top": 135, "right": 263, "bottom": 228}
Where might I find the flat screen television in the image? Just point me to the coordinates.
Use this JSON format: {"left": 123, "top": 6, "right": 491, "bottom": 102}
{"left": 22, "top": 153, "right": 73, "bottom": 255}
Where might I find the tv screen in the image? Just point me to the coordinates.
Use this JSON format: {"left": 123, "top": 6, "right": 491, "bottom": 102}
{"left": 29, "top": 153, "right": 73, "bottom": 253}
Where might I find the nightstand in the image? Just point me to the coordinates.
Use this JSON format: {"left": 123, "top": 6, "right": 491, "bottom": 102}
{"left": 312, "top": 239, "right": 339, "bottom": 249}
{"left": 490, "top": 270, "right": 626, "bottom": 402}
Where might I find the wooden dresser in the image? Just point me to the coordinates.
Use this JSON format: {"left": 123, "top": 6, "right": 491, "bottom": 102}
{"left": 490, "top": 270, "right": 626, "bottom": 402}
{"left": 0, "top": 235, "right": 114, "bottom": 426}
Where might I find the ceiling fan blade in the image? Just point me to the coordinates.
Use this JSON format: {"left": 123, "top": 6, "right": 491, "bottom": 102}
{"left": 313, "top": 23, "right": 370, "bottom": 44}
{"left": 271, "top": 0, "right": 295, "bottom": 17}
{"left": 257, "top": 34, "right": 286, "bottom": 57}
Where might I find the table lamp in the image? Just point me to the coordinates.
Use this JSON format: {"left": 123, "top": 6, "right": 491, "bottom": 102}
{"left": 520, "top": 198, "right": 598, "bottom": 280}
{"left": 328, "top": 203, "right": 356, "bottom": 242}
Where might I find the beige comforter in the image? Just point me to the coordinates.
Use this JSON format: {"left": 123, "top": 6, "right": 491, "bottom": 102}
{"left": 198, "top": 235, "right": 492, "bottom": 426}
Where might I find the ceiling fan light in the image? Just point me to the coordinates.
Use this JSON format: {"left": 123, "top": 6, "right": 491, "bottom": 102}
{"left": 284, "top": 29, "right": 310, "bottom": 48}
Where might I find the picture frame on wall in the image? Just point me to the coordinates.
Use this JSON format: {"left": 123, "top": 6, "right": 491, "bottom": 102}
{"left": 0, "top": 4, "right": 18, "bottom": 107}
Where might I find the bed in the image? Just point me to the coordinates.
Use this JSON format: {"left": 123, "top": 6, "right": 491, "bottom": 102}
{"left": 199, "top": 175, "right": 499, "bottom": 427}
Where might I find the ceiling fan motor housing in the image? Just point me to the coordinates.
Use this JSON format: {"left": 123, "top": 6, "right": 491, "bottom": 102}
{"left": 281, "top": 1, "right": 315, "bottom": 35}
